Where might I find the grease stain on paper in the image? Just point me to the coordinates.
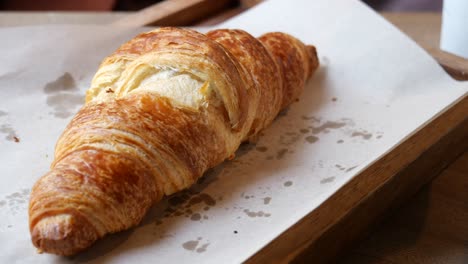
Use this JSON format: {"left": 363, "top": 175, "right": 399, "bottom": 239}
{"left": 165, "top": 192, "right": 216, "bottom": 220}
{"left": 241, "top": 193, "right": 254, "bottom": 199}
{"left": 376, "top": 132, "right": 384, "bottom": 139}
{"left": 0, "top": 123, "right": 19, "bottom": 142}
{"left": 279, "top": 132, "right": 301, "bottom": 146}
{"left": 157, "top": 170, "right": 220, "bottom": 224}
{"left": 0, "top": 111, "right": 20, "bottom": 142}
{"left": 44, "top": 72, "right": 76, "bottom": 94}
{"left": 310, "top": 121, "right": 346, "bottom": 134}
{"left": 0, "top": 188, "right": 30, "bottom": 215}
{"left": 182, "top": 240, "right": 198, "bottom": 251}
{"left": 243, "top": 209, "right": 271, "bottom": 218}
{"left": 335, "top": 164, "right": 359, "bottom": 172}
{"left": 302, "top": 115, "right": 320, "bottom": 122}
{"left": 351, "top": 131, "right": 372, "bottom": 140}
{"left": 335, "top": 164, "right": 345, "bottom": 171}
{"left": 346, "top": 165, "right": 358, "bottom": 172}
{"left": 305, "top": 135, "right": 318, "bottom": 143}
{"left": 196, "top": 243, "right": 210, "bottom": 253}
{"left": 182, "top": 238, "right": 210, "bottom": 253}
{"left": 276, "top": 148, "right": 288, "bottom": 160}
{"left": 300, "top": 117, "right": 382, "bottom": 145}
{"left": 44, "top": 72, "right": 84, "bottom": 118}
{"left": 320, "top": 177, "right": 335, "bottom": 184}
{"left": 190, "top": 213, "right": 201, "bottom": 221}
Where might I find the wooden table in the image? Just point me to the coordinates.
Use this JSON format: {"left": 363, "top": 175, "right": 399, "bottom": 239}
{"left": 1, "top": 8, "right": 466, "bottom": 264}
{"left": 339, "top": 152, "right": 468, "bottom": 264}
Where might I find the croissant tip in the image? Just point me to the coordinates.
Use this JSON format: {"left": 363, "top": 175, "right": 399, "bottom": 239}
{"left": 306, "top": 45, "right": 320, "bottom": 77}
{"left": 31, "top": 214, "right": 98, "bottom": 256}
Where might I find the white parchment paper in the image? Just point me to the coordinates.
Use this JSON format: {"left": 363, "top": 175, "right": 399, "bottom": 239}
{"left": 0, "top": 0, "right": 466, "bottom": 263}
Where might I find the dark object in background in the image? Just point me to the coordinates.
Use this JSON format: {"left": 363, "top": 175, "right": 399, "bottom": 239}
{"left": 0, "top": 0, "right": 164, "bottom": 11}
{"left": 114, "top": 0, "right": 161, "bottom": 11}
{"left": 0, "top": 0, "right": 443, "bottom": 12}
{"left": 364, "top": 0, "right": 442, "bottom": 11}
{"left": 1, "top": 0, "right": 117, "bottom": 11}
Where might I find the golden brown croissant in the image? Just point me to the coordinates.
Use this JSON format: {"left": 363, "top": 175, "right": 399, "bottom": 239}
{"left": 28, "top": 27, "right": 319, "bottom": 256}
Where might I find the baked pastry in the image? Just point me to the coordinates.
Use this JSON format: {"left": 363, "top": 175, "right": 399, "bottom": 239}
{"left": 29, "top": 27, "right": 319, "bottom": 256}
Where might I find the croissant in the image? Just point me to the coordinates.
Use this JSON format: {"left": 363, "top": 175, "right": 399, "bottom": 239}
{"left": 28, "top": 27, "right": 319, "bottom": 256}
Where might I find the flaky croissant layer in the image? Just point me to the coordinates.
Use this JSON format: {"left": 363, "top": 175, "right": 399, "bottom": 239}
{"left": 29, "top": 27, "right": 319, "bottom": 256}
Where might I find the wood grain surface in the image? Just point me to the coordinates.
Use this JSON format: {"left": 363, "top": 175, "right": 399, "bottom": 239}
{"left": 294, "top": 104, "right": 468, "bottom": 264}
{"left": 111, "top": 0, "right": 236, "bottom": 27}
{"left": 338, "top": 151, "right": 468, "bottom": 264}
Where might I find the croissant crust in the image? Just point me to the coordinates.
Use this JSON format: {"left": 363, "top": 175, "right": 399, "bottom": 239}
{"left": 29, "top": 27, "right": 319, "bottom": 256}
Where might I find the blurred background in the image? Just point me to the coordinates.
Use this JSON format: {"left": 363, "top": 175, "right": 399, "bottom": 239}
{"left": 0, "top": 0, "right": 443, "bottom": 11}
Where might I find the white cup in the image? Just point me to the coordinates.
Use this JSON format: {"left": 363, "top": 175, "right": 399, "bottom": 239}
{"left": 441, "top": 0, "right": 468, "bottom": 59}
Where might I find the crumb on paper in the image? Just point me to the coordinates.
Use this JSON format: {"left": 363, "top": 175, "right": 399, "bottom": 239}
{"left": 13, "top": 136, "right": 20, "bottom": 143}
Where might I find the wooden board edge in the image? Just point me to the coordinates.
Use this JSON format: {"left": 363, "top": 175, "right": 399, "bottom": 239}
{"left": 426, "top": 48, "right": 468, "bottom": 81}
{"left": 111, "top": 0, "right": 235, "bottom": 27}
{"left": 245, "top": 95, "right": 467, "bottom": 263}
{"left": 291, "top": 107, "right": 468, "bottom": 263}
